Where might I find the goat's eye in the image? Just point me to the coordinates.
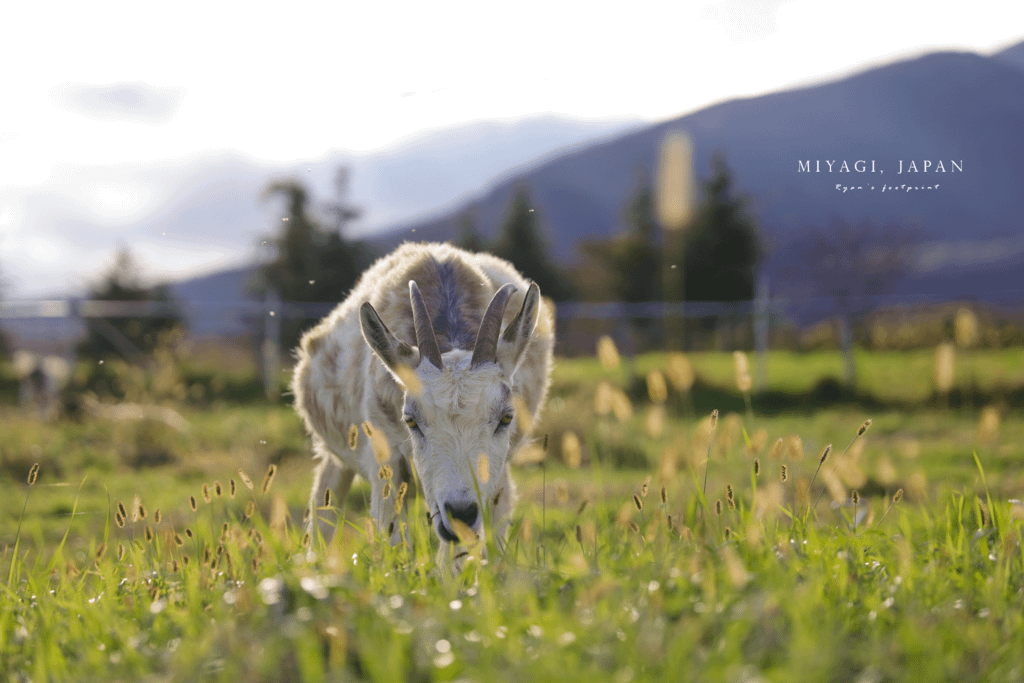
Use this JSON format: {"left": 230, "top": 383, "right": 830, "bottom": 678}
{"left": 498, "top": 413, "right": 513, "bottom": 427}
{"left": 404, "top": 415, "right": 419, "bottom": 431}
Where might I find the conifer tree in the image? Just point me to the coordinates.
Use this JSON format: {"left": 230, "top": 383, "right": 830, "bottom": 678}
{"left": 492, "top": 188, "right": 572, "bottom": 301}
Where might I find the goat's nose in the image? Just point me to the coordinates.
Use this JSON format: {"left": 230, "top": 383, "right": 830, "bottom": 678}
{"left": 444, "top": 500, "right": 479, "bottom": 530}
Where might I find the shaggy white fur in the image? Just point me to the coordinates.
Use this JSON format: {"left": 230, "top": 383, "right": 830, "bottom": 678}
{"left": 291, "top": 242, "right": 554, "bottom": 569}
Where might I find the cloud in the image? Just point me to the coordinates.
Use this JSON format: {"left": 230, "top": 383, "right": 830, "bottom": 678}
{"left": 700, "top": 0, "right": 794, "bottom": 43}
{"left": 50, "top": 82, "right": 186, "bottom": 124}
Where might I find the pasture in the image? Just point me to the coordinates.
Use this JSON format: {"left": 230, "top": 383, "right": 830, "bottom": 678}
{"left": 2, "top": 346, "right": 1023, "bottom": 682}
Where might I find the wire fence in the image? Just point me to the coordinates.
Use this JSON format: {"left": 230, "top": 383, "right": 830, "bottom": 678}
{"left": 3, "top": 288, "right": 1023, "bottom": 398}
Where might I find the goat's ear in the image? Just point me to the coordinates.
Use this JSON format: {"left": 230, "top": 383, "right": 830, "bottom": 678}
{"left": 360, "top": 302, "right": 417, "bottom": 375}
{"left": 496, "top": 282, "right": 540, "bottom": 375}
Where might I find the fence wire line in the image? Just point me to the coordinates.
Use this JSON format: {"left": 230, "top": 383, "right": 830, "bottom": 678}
{"left": 4, "top": 288, "right": 1024, "bottom": 322}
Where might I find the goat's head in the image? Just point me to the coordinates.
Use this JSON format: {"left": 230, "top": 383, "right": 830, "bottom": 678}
{"left": 359, "top": 280, "right": 540, "bottom": 546}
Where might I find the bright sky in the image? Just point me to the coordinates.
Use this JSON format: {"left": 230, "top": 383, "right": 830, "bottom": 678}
{"left": 0, "top": 0, "right": 1022, "bottom": 295}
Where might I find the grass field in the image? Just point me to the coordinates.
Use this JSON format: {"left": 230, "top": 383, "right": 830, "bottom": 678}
{"left": 2, "top": 347, "right": 1023, "bottom": 682}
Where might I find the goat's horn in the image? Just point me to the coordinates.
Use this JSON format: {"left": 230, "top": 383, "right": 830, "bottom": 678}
{"left": 471, "top": 283, "right": 517, "bottom": 369}
{"left": 409, "top": 281, "right": 443, "bottom": 369}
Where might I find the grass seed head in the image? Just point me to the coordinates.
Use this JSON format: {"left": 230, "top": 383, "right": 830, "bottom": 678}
{"left": 597, "top": 335, "right": 621, "bottom": 370}
{"left": 646, "top": 370, "right": 668, "bottom": 404}
{"left": 201, "top": 484, "right": 211, "bottom": 504}
{"left": 785, "top": 435, "right": 804, "bottom": 461}
{"left": 117, "top": 543, "right": 125, "bottom": 561}
{"left": 174, "top": 532, "right": 184, "bottom": 546}
{"left": 394, "top": 365, "right": 423, "bottom": 397}
{"left": 513, "top": 393, "right": 533, "bottom": 434}
{"left": 781, "top": 465, "right": 788, "bottom": 482}
{"left": 245, "top": 501, "right": 256, "bottom": 519}
{"left": 229, "top": 479, "right": 236, "bottom": 498}
{"left": 118, "top": 501, "right": 128, "bottom": 520}
{"left": 395, "top": 482, "right": 409, "bottom": 515}
{"left": 145, "top": 526, "right": 154, "bottom": 542}
{"left": 727, "top": 484, "right": 735, "bottom": 507}
{"left": 610, "top": 389, "right": 633, "bottom": 422}
{"left": 324, "top": 488, "right": 332, "bottom": 507}
{"left": 819, "top": 444, "right": 832, "bottom": 464}
{"left": 27, "top": 463, "right": 39, "bottom": 485}
{"left": 138, "top": 503, "right": 147, "bottom": 521}
{"left": 955, "top": 307, "right": 980, "bottom": 348}
{"left": 348, "top": 424, "right": 359, "bottom": 450}
{"left": 154, "top": 509, "right": 162, "bottom": 525}
{"left": 629, "top": 521, "right": 640, "bottom": 534}
{"left": 858, "top": 419, "right": 872, "bottom": 437}
{"left": 733, "top": 351, "right": 752, "bottom": 393}
{"left": 214, "top": 481, "right": 223, "bottom": 497}
{"left": 715, "top": 499, "right": 723, "bottom": 516}
{"left": 769, "top": 438, "right": 784, "bottom": 461}
{"left": 382, "top": 481, "right": 391, "bottom": 499}
{"left": 261, "top": 464, "right": 277, "bottom": 494}
{"left": 378, "top": 465, "right": 393, "bottom": 481}
{"left": 185, "top": 528, "right": 194, "bottom": 538}
{"left": 933, "top": 342, "right": 955, "bottom": 394}
{"left": 451, "top": 518, "right": 478, "bottom": 544}
{"left": 710, "top": 409, "right": 719, "bottom": 433}
{"left": 562, "top": 431, "right": 582, "bottom": 468}
{"left": 754, "top": 459, "right": 760, "bottom": 476}
{"left": 978, "top": 406, "right": 1001, "bottom": 444}
{"left": 852, "top": 490, "right": 860, "bottom": 505}
{"left": 894, "top": 488, "right": 904, "bottom": 504}
{"left": 575, "top": 524, "right": 583, "bottom": 544}
{"left": 95, "top": 543, "right": 107, "bottom": 561}
{"left": 660, "top": 487, "right": 667, "bottom": 505}
{"left": 239, "top": 469, "right": 254, "bottom": 490}
{"left": 633, "top": 494, "right": 643, "bottom": 512}
{"left": 115, "top": 511, "right": 125, "bottom": 528}
{"left": 476, "top": 454, "right": 490, "bottom": 484}
{"left": 366, "top": 422, "right": 391, "bottom": 464}
{"left": 641, "top": 475, "right": 651, "bottom": 498}
{"left": 665, "top": 353, "right": 695, "bottom": 393}
{"left": 189, "top": 495, "right": 197, "bottom": 512}
{"left": 303, "top": 506, "right": 311, "bottom": 524}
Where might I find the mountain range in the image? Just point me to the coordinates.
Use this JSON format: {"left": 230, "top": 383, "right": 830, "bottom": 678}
{"left": 376, "top": 44, "right": 1024, "bottom": 305}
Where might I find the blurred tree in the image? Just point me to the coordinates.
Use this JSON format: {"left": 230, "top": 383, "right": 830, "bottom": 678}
{"left": 253, "top": 168, "right": 373, "bottom": 350}
{"left": 675, "top": 155, "right": 763, "bottom": 302}
{"left": 578, "top": 176, "right": 662, "bottom": 303}
{"left": 455, "top": 213, "right": 486, "bottom": 252}
{"left": 77, "top": 247, "right": 183, "bottom": 361}
{"left": 492, "top": 188, "right": 572, "bottom": 301}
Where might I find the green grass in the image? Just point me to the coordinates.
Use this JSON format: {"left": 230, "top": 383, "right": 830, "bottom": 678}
{"left": 3, "top": 349, "right": 1024, "bottom": 681}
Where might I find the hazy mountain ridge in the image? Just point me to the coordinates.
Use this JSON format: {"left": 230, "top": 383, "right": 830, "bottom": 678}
{"left": 378, "top": 49, "right": 1024, "bottom": 257}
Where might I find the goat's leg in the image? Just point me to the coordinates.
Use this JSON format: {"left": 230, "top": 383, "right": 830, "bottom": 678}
{"left": 308, "top": 445, "right": 353, "bottom": 548}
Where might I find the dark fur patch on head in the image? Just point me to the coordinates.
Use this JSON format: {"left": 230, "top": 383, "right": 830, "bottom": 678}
{"left": 402, "top": 257, "right": 486, "bottom": 353}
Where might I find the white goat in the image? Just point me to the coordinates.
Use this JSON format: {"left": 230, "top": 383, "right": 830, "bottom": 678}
{"left": 292, "top": 242, "right": 554, "bottom": 568}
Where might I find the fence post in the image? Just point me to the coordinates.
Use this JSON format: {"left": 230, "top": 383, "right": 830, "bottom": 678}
{"left": 755, "top": 274, "right": 769, "bottom": 391}
{"left": 262, "top": 289, "right": 281, "bottom": 401}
